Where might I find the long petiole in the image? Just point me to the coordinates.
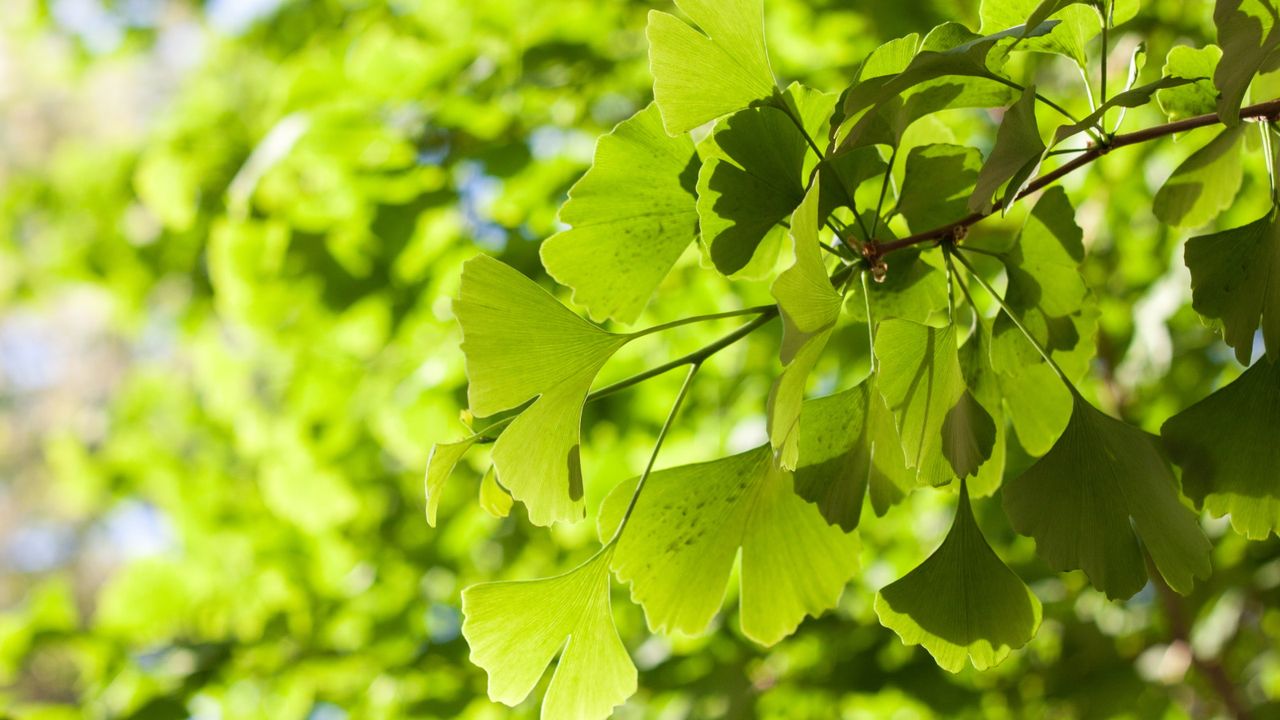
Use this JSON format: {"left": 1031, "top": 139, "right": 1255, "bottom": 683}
{"left": 630, "top": 305, "right": 777, "bottom": 339}
{"left": 606, "top": 362, "right": 700, "bottom": 545}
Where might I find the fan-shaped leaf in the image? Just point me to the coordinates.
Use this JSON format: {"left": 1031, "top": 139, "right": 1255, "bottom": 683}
{"left": 1213, "top": 0, "right": 1280, "bottom": 126}
{"left": 1184, "top": 211, "right": 1280, "bottom": 364}
{"left": 1157, "top": 45, "right": 1222, "bottom": 122}
{"left": 425, "top": 436, "right": 479, "bottom": 526}
{"left": 969, "top": 86, "right": 1045, "bottom": 214}
{"left": 1153, "top": 125, "right": 1245, "bottom": 229}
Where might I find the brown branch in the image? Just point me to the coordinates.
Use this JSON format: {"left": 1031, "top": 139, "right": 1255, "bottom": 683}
{"left": 869, "top": 97, "right": 1280, "bottom": 256}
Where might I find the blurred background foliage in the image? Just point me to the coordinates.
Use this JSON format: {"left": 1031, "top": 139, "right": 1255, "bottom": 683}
{"left": 1, "top": 0, "right": 1279, "bottom": 718}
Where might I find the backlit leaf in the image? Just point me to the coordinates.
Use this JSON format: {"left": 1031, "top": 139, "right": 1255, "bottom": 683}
{"left": 1153, "top": 125, "right": 1245, "bottom": 228}
{"left": 969, "top": 86, "right": 1045, "bottom": 214}
{"left": 1214, "top": 0, "right": 1280, "bottom": 125}
{"left": 1184, "top": 211, "right": 1280, "bottom": 364}
{"left": 425, "top": 436, "right": 479, "bottom": 527}
{"left": 1157, "top": 45, "right": 1223, "bottom": 122}
{"left": 461, "top": 548, "right": 636, "bottom": 720}
{"left": 541, "top": 103, "right": 699, "bottom": 324}
{"left": 896, "top": 144, "right": 983, "bottom": 232}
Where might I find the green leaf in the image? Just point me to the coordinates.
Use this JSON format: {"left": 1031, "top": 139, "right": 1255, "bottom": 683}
{"left": 897, "top": 144, "right": 983, "bottom": 232}
{"left": 875, "top": 481, "right": 1041, "bottom": 672}
{"left": 769, "top": 181, "right": 841, "bottom": 467}
{"left": 1003, "top": 393, "right": 1212, "bottom": 599}
{"left": 697, "top": 86, "right": 831, "bottom": 275}
{"left": 1214, "top": 0, "right": 1280, "bottom": 126}
{"left": 455, "top": 255, "right": 629, "bottom": 525}
{"left": 875, "top": 320, "right": 995, "bottom": 483}
{"left": 846, "top": 248, "right": 952, "bottom": 327}
{"left": 541, "top": 103, "right": 698, "bottom": 324}
{"left": 1184, "top": 211, "right": 1280, "bottom": 364}
{"left": 1052, "top": 77, "right": 1193, "bottom": 146}
{"left": 461, "top": 548, "right": 636, "bottom": 719}
{"left": 425, "top": 437, "right": 479, "bottom": 527}
{"left": 1001, "top": 187, "right": 1088, "bottom": 318}
{"left": 969, "top": 86, "right": 1045, "bottom": 214}
{"left": 1162, "top": 357, "right": 1280, "bottom": 539}
{"left": 1157, "top": 45, "right": 1223, "bottom": 122}
{"left": 1152, "top": 125, "right": 1245, "bottom": 228}
{"left": 983, "top": 0, "right": 1101, "bottom": 68}
{"left": 959, "top": 320, "right": 1008, "bottom": 496}
{"left": 598, "top": 445, "right": 859, "bottom": 646}
{"left": 794, "top": 380, "right": 917, "bottom": 530}
{"left": 647, "top": 0, "right": 776, "bottom": 135}
{"left": 479, "top": 466, "right": 514, "bottom": 520}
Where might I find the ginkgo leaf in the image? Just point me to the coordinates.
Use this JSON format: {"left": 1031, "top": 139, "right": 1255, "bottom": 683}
{"left": 1157, "top": 45, "right": 1222, "bottom": 122}
{"left": 598, "top": 445, "right": 859, "bottom": 646}
{"left": 1214, "top": 0, "right": 1280, "bottom": 126}
{"left": 875, "top": 320, "right": 995, "bottom": 484}
{"left": 647, "top": 0, "right": 776, "bottom": 135}
{"left": 1001, "top": 187, "right": 1088, "bottom": 318}
{"left": 1185, "top": 211, "right": 1280, "bottom": 364}
{"left": 983, "top": 0, "right": 1100, "bottom": 68}
{"left": 541, "top": 103, "right": 698, "bottom": 324}
{"left": 1152, "top": 125, "right": 1245, "bottom": 228}
{"left": 896, "top": 144, "right": 983, "bottom": 232}
{"left": 876, "top": 481, "right": 1041, "bottom": 673}
{"left": 846, "top": 248, "right": 951, "bottom": 327}
{"left": 461, "top": 548, "right": 636, "bottom": 720}
{"left": 479, "top": 466, "right": 513, "bottom": 519}
{"left": 1163, "top": 357, "right": 1280, "bottom": 540}
{"left": 425, "top": 436, "right": 479, "bottom": 527}
{"left": 1052, "top": 76, "right": 1193, "bottom": 145}
{"left": 959, "top": 320, "right": 1008, "bottom": 497}
{"left": 697, "top": 87, "right": 830, "bottom": 276}
{"left": 1003, "top": 393, "right": 1212, "bottom": 600}
{"left": 969, "top": 86, "right": 1045, "bottom": 214}
{"left": 455, "top": 255, "right": 629, "bottom": 525}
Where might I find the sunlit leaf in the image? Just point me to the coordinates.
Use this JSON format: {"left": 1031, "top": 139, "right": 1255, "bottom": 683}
{"left": 876, "top": 481, "right": 1041, "bottom": 672}
{"left": 425, "top": 436, "right": 479, "bottom": 527}
{"left": 599, "top": 445, "right": 859, "bottom": 646}
{"left": 969, "top": 86, "right": 1045, "bottom": 214}
{"left": 959, "top": 320, "right": 1008, "bottom": 496}
{"left": 982, "top": 0, "right": 1101, "bottom": 68}
{"left": 479, "top": 466, "right": 514, "bottom": 520}
{"left": 1157, "top": 45, "right": 1223, "bottom": 122}
{"left": 1184, "top": 211, "right": 1280, "bottom": 364}
{"left": 1163, "top": 357, "right": 1280, "bottom": 540}
{"left": 1153, "top": 125, "right": 1245, "bottom": 228}
{"left": 461, "top": 548, "right": 636, "bottom": 719}
{"left": 647, "top": 0, "right": 776, "bottom": 135}
{"left": 1004, "top": 393, "right": 1212, "bottom": 599}
{"left": 541, "top": 103, "right": 698, "bottom": 324}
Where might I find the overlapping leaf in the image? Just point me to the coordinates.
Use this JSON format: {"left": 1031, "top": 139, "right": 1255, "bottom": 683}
{"left": 541, "top": 103, "right": 698, "bottom": 324}
{"left": 647, "top": 0, "right": 776, "bottom": 135}
{"left": 1184, "top": 211, "right": 1280, "bottom": 364}
{"left": 897, "top": 144, "right": 983, "bottom": 232}
{"left": 455, "top": 255, "right": 629, "bottom": 525}
{"left": 1163, "top": 357, "right": 1280, "bottom": 539}
{"left": 876, "top": 482, "right": 1041, "bottom": 672}
{"left": 1157, "top": 45, "right": 1222, "bottom": 122}
{"left": 1213, "top": 0, "right": 1280, "bottom": 125}
{"left": 981, "top": 0, "right": 1101, "bottom": 68}
{"left": 1004, "top": 393, "right": 1212, "bottom": 599}
{"left": 598, "top": 445, "right": 859, "bottom": 646}
{"left": 461, "top": 549, "right": 636, "bottom": 720}
{"left": 969, "top": 86, "right": 1045, "bottom": 214}
{"left": 425, "top": 436, "right": 480, "bottom": 526}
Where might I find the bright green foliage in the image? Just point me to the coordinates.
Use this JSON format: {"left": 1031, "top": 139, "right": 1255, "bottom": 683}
{"left": 1004, "top": 393, "right": 1212, "bottom": 599}
{"left": 1152, "top": 125, "right": 1245, "bottom": 228}
{"left": 1184, "top": 211, "right": 1280, "bottom": 364}
{"left": 958, "top": 322, "right": 1008, "bottom": 496}
{"left": 1053, "top": 77, "right": 1194, "bottom": 144}
{"left": 455, "top": 255, "right": 629, "bottom": 525}
{"left": 461, "top": 548, "right": 636, "bottom": 720}
{"left": 647, "top": 0, "right": 776, "bottom": 135}
{"left": 897, "top": 144, "right": 984, "bottom": 231}
{"left": 874, "top": 320, "right": 995, "bottom": 484}
{"left": 876, "top": 482, "right": 1042, "bottom": 672}
{"left": 970, "top": 86, "right": 1045, "bottom": 213}
{"left": 425, "top": 437, "right": 480, "bottom": 526}
{"left": 1163, "top": 357, "right": 1280, "bottom": 539}
{"left": 541, "top": 103, "right": 698, "bottom": 324}
{"left": 479, "top": 466, "right": 515, "bottom": 519}
{"left": 598, "top": 446, "right": 859, "bottom": 646}
{"left": 982, "top": 0, "right": 1100, "bottom": 67}
{"left": 769, "top": 181, "right": 842, "bottom": 467}
{"left": 1157, "top": 45, "right": 1223, "bottom": 121}
{"left": 849, "top": 249, "right": 952, "bottom": 326}
{"left": 793, "top": 382, "right": 915, "bottom": 530}
{"left": 1213, "top": 0, "right": 1280, "bottom": 125}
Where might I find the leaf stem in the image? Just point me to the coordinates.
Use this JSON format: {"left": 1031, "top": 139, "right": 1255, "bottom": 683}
{"left": 871, "top": 145, "right": 898, "bottom": 239}
{"left": 950, "top": 249, "right": 1070, "bottom": 385}
{"left": 629, "top": 305, "right": 776, "bottom": 339}
{"left": 861, "top": 270, "right": 876, "bottom": 370}
{"left": 873, "top": 97, "right": 1280, "bottom": 256}
{"left": 606, "top": 362, "right": 700, "bottom": 545}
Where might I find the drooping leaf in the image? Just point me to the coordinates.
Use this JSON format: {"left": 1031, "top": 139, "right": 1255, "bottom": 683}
{"left": 461, "top": 548, "right": 636, "bottom": 720}
{"left": 1052, "top": 77, "right": 1194, "bottom": 145}
{"left": 598, "top": 445, "right": 860, "bottom": 646}
{"left": 876, "top": 481, "right": 1041, "bottom": 672}
{"left": 983, "top": 0, "right": 1101, "bottom": 68}
{"left": 896, "top": 144, "right": 983, "bottom": 232}
{"left": 969, "top": 86, "right": 1045, "bottom": 214}
{"left": 793, "top": 380, "right": 917, "bottom": 531}
{"left": 647, "top": 0, "right": 776, "bottom": 135}
{"left": 1214, "top": 0, "right": 1280, "bottom": 125}
{"left": 1184, "top": 211, "right": 1280, "bottom": 364}
{"left": 425, "top": 436, "right": 479, "bottom": 526}
{"left": 768, "top": 181, "right": 841, "bottom": 466}
{"left": 874, "top": 320, "right": 995, "bottom": 483}
{"left": 1152, "top": 125, "right": 1245, "bottom": 228}
{"left": 479, "top": 466, "right": 514, "bottom": 519}
{"left": 455, "top": 255, "right": 629, "bottom": 525}
{"left": 1157, "top": 45, "right": 1223, "bottom": 122}
{"left": 541, "top": 103, "right": 698, "bottom": 324}
{"left": 1162, "top": 356, "right": 1280, "bottom": 539}
{"left": 1003, "top": 393, "right": 1212, "bottom": 599}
